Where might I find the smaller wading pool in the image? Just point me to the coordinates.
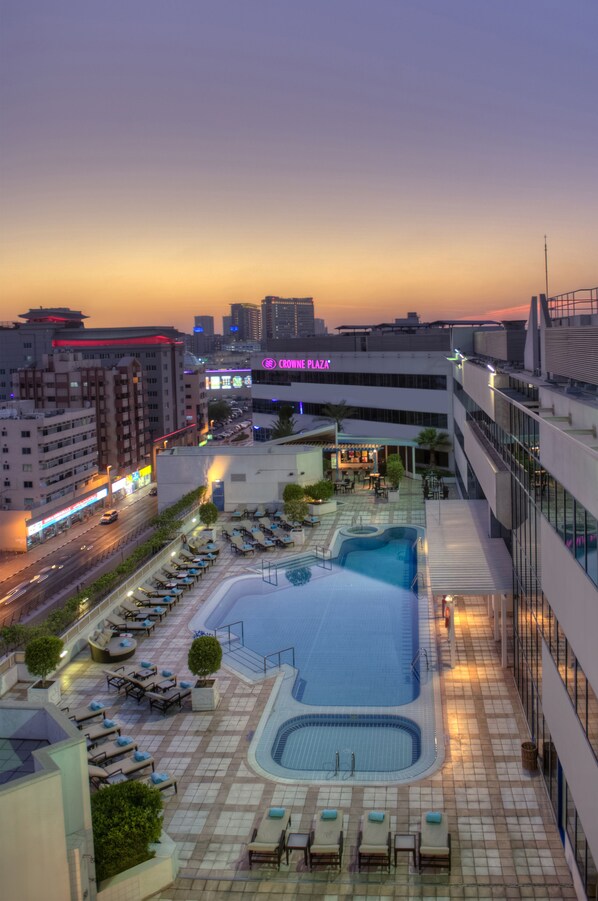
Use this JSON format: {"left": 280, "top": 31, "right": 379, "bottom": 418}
{"left": 344, "top": 526, "right": 378, "bottom": 535}
{"left": 271, "top": 713, "right": 421, "bottom": 773}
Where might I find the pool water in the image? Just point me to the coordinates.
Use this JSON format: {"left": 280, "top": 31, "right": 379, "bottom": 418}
{"left": 206, "top": 527, "right": 419, "bottom": 707}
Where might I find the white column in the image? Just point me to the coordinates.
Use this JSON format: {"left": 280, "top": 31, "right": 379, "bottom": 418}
{"left": 493, "top": 594, "right": 500, "bottom": 641}
{"left": 487, "top": 594, "right": 492, "bottom": 618}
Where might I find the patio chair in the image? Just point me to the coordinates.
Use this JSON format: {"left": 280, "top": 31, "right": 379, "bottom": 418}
{"left": 88, "top": 736, "right": 139, "bottom": 764}
{"left": 418, "top": 812, "right": 451, "bottom": 872}
{"left": 64, "top": 701, "right": 108, "bottom": 725}
{"left": 244, "top": 505, "right": 257, "bottom": 518}
{"left": 88, "top": 752, "right": 155, "bottom": 787}
{"left": 247, "top": 807, "right": 292, "bottom": 870}
{"left": 83, "top": 719, "right": 122, "bottom": 747}
{"left": 309, "top": 809, "right": 344, "bottom": 870}
{"left": 146, "top": 685, "right": 192, "bottom": 715}
{"left": 254, "top": 507, "right": 266, "bottom": 519}
{"left": 230, "top": 508, "right": 243, "bottom": 520}
{"left": 103, "top": 666, "right": 135, "bottom": 692}
{"left": 357, "top": 811, "right": 391, "bottom": 872}
{"left": 124, "top": 675, "right": 176, "bottom": 704}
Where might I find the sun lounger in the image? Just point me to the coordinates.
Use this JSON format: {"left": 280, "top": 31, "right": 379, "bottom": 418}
{"left": 120, "top": 599, "right": 168, "bottom": 622}
{"left": 358, "top": 811, "right": 391, "bottom": 872}
{"left": 230, "top": 508, "right": 243, "bottom": 520}
{"left": 124, "top": 675, "right": 177, "bottom": 703}
{"left": 309, "top": 809, "right": 344, "bottom": 870}
{"left": 303, "top": 515, "right": 320, "bottom": 527}
{"left": 274, "top": 532, "right": 293, "bottom": 547}
{"left": 140, "top": 772, "right": 178, "bottom": 794}
{"left": 64, "top": 701, "right": 109, "bottom": 725}
{"left": 252, "top": 530, "right": 276, "bottom": 550}
{"left": 103, "top": 667, "right": 138, "bottom": 692}
{"left": 138, "top": 584, "right": 182, "bottom": 598}
{"left": 230, "top": 535, "right": 256, "bottom": 556}
{"left": 418, "top": 812, "right": 451, "bottom": 872}
{"left": 105, "top": 613, "right": 156, "bottom": 636}
{"left": 146, "top": 686, "right": 192, "bottom": 715}
{"left": 247, "top": 808, "right": 292, "bottom": 869}
{"left": 254, "top": 507, "right": 266, "bottom": 519}
{"left": 88, "top": 737, "right": 139, "bottom": 764}
{"left": 88, "top": 752, "right": 155, "bottom": 787}
{"left": 131, "top": 593, "right": 178, "bottom": 609}
{"left": 82, "top": 719, "right": 122, "bottom": 747}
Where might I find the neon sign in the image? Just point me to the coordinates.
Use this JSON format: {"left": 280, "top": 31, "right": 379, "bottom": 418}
{"left": 27, "top": 488, "right": 108, "bottom": 537}
{"left": 261, "top": 358, "right": 331, "bottom": 370}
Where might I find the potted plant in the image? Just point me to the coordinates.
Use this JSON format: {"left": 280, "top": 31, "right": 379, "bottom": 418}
{"left": 188, "top": 634, "right": 223, "bottom": 710}
{"left": 304, "top": 480, "right": 336, "bottom": 516}
{"left": 25, "top": 634, "right": 64, "bottom": 704}
{"left": 386, "top": 454, "right": 405, "bottom": 500}
{"left": 283, "top": 485, "right": 309, "bottom": 546}
{"left": 199, "top": 501, "right": 219, "bottom": 540}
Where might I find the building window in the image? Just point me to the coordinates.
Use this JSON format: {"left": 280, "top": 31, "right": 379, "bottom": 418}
{"left": 23, "top": 480, "right": 33, "bottom": 488}
{"left": 22, "top": 447, "right": 32, "bottom": 455}
{"left": 21, "top": 430, "right": 31, "bottom": 438}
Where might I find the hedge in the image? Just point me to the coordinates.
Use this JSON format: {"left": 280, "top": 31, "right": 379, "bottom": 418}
{"left": 91, "top": 781, "right": 163, "bottom": 882}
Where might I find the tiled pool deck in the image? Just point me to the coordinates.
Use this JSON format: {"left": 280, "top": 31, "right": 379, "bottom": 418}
{"left": 6, "top": 480, "right": 576, "bottom": 898}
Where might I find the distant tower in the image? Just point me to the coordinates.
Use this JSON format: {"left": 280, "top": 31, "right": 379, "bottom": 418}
{"left": 193, "top": 315, "right": 214, "bottom": 336}
{"left": 230, "top": 303, "right": 261, "bottom": 341}
{"left": 261, "top": 296, "right": 315, "bottom": 340}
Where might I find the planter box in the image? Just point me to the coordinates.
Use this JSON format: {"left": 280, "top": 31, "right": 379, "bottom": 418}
{"left": 291, "top": 528, "right": 305, "bottom": 546}
{"left": 191, "top": 680, "right": 221, "bottom": 711}
{"left": 27, "top": 679, "right": 61, "bottom": 705}
{"left": 97, "top": 830, "right": 179, "bottom": 901}
{"left": 308, "top": 501, "right": 337, "bottom": 516}
{"left": 388, "top": 490, "right": 400, "bottom": 502}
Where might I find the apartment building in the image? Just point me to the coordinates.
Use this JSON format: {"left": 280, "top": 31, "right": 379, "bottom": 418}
{"left": 453, "top": 289, "right": 598, "bottom": 898}
{"left": 15, "top": 352, "right": 149, "bottom": 473}
{"left": 261, "top": 296, "right": 315, "bottom": 341}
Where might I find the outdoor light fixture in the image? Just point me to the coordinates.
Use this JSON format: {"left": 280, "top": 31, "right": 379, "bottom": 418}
{"left": 60, "top": 650, "right": 68, "bottom": 658}
{"left": 127, "top": 590, "right": 133, "bottom": 597}
{"left": 487, "top": 364, "right": 496, "bottom": 373}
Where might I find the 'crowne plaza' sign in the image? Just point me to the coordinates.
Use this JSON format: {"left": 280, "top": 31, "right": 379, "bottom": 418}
{"left": 262, "top": 357, "right": 331, "bottom": 370}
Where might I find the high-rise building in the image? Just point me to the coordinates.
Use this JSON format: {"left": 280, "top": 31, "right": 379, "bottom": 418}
{"left": 230, "top": 303, "right": 261, "bottom": 342}
{"left": 261, "top": 296, "right": 315, "bottom": 341}
{"left": 14, "top": 351, "right": 149, "bottom": 473}
{"left": 193, "top": 316, "right": 215, "bottom": 336}
{"left": 314, "top": 318, "right": 328, "bottom": 336}
{"left": 222, "top": 315, "right": 232, "bottom": 337}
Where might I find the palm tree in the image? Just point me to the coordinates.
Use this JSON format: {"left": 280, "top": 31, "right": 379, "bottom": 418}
{"left": 416, "top": 428, "right": 452, "bottom": 470}
{"left": 271, "top": 404, "right": 296, "bottom": 439}
{"left": 318, "top": 400, "right": 357, "bottom": 432}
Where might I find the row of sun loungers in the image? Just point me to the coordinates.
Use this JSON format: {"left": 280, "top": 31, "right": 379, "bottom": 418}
{"left": 101, "top": 664, "right": 193, "bottom": 713}
{"left": 246, "top": 808, "right": 451, "bottom": 873}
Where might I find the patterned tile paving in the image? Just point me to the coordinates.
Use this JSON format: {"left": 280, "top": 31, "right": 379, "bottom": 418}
{"left": 4, "top": 479, "right": 577, "bottom": 898}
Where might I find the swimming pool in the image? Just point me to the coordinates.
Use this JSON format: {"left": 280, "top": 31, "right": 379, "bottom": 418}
{"left": 191, "top": 525, "right": 443, "bottom": 783}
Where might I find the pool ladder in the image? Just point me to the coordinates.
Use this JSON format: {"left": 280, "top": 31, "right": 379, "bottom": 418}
{"left": 411, "top": 647, "right": 429, "bottom": 682}
{"left": 334, "top": 750, "right": 356, "bottom": 777}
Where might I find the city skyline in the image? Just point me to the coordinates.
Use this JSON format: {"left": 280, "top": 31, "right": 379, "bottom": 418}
{"left": 1, "top": 1, "right": 596, "bottom": 332}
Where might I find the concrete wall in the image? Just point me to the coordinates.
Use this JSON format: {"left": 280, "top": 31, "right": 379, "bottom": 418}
{"left": 157, "top": 445, "right": 323, "bottom": 511}
{"left": 541, "top": 518, "right": 598, "bottom": 692}
{"left": 461, "top": 361, "right": 495, "bottom": 420}
{"left": 542, "top": 646, "right": 598, "bottom": 869}
{"left": 463, "top": 424, "right": 512, "bottom": 527}
{"left": 538, "top": 397, "right": 598, "bottom": 521}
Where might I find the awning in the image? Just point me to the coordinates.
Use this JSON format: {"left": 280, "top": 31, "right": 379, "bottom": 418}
{"left": 425, "top": 500, "right": 513, "bottom": 596}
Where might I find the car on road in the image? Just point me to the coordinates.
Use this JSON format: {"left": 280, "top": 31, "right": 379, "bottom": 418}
{"left": 100, "top": 509, "right": 119, "bottom": 524}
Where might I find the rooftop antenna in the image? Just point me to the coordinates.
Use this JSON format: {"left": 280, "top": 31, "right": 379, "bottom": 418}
{"left": 544, "top": 235, "right": 549, "bottom": 299}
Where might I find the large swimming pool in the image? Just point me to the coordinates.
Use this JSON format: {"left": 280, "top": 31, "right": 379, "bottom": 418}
{"left": 191, "top": 525, "right": 442, "bottom": 783}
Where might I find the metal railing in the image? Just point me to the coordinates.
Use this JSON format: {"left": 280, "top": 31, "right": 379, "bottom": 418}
{"left": 263, "top": 646, "right": 295, "bottom": 674}
{"left": 411, "top": 647, "right": 429, "bottom": 682}
{"left": 213, "top": 620, "right": 244, "bottom": 648}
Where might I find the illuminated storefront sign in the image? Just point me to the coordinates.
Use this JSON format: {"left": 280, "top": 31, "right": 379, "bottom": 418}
{"left": 261, "top": 358, "right": 331, "bottom": 371}
{"left": 27, "top": 488, "right": 108, "bottom": 537}
{"left": 112, "top": 466, "right": 152, "bottom": 494}
{"left": 205, "top": 369, "right": 252, "bottom": 391}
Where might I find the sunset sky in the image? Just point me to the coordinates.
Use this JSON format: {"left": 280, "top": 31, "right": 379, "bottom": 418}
{"left": 1, "top": 0, "right": 596, "bottom": 332}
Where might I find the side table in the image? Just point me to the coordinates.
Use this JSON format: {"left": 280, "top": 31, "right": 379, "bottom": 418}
{"left": 286, "top": 832, "right": 310, "bottom": 865}
{"left": 394, "top": 833, "right": 416, "bottom": 867}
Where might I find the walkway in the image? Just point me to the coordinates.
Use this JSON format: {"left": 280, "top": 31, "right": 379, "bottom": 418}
{"left": 4, "top": 479, "right": 575, "bottom": 899}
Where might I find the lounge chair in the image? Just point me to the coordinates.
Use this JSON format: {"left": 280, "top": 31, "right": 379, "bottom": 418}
{"left": 309, "top": 809, "right": 344, "bottom": 870}
{"left": 418, "top": 812, "right": 451, "bottom": 872}
{"left": 252, "top": 530, "right": 276, "bottom": 551}
{"left": 230, "top": 508, "right": 243, "bottom": 520}
{"left": 82, "top": 719, "right": 122, "bottom": 747}
{"left": 138, "top": 584, "right": 182, "bottom": 599}
{"left": 244, "top": 505, "right": 257, "bottom": 518}
{"left": 131, "top": 592, "right": 178, "bottom": 609}
{"left": 247, "top": 808, "right": 292, "bottom": 870}
{"left": 274, "top": 532, "right": 294, "bottom": 547}
{"left": 230, "top": 535, "right": 256, "bottom": 556}
{"left": 303, "top": 515, "right": 320, "bottom": 527}
{"left": 64, "top": 701, "right": 109, "bottom": 725}
{"left": 357, "top": 811, "right": 391, "bottom": 872}
{"left": 104, "top": 666, "right": 138, "bottom": 692}
{"left": 254, "top": 507, "right": 266, "bottom": 519}
{"left": 146, "top": 685, "right": 192, "bottom": 715}
{"left": 88, "top": 752, "right": 155, "bottom": 787}
{"left": 105, "top": 613, "right": 156, "bottom": 636}
{"left": 119, "top": 599, "right": 168, "bottom": 622}
{"left": 88, "top": 737, "right": 139, "bottom": 764}
{"left": 124, "top": 675, "right": 176, "bottom": 703}
{"left": 140, "top": 772, "right": 178, "bottom": 794}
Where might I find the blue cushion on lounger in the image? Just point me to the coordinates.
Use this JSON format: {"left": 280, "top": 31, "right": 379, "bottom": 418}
{"left": 268, "top": 807, "right": 286, "bottom": 818}
{"left": 368, "top": 811, "right": 385, "bottom": 822}
{"left": 117, "top": 736, "right": 133, "bottom": 746}
{"left": 134, "top": 751, "right": 151, "bottom": 762}
{"left": 163, "top": 596, "right": 172, "bottom": 602}
{"left": 161, "top": 670, "right": 173, "bottom": 678}
{"left": 153, "top": 607, "right": 165, "bottom": 614}
{"left": 141, "top": 661, "right": 153, "bottom": 668}
{"left": 89, "top": 701, "right": 104, "bottom": 711}
{"left": 120, "top": 639, "right": 132, "bottom": 647}
{"left": 103, "top": 719, "right": 116, "bottom": 728}
{"left": 321, "top": 809, "right": 337, "bottom": 820}
{"left": 179, "top": 681, "right": 193, "bottom": 689}
{"left": 142, "top": 619, "right": 153, "bottom": 628}
{"left": 426, "top": 811, "right": 442, "bottom": 824}
{"left": 151, "top": 772, "right": 170, "bottom": 784}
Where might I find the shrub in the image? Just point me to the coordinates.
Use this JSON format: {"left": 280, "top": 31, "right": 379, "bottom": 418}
{"left": 304, "top": 480, "right": 334, "bottom": 502}
{"left": 199, "top": 501, "right": 219, "bottom": 529}
{"left": 91, "top": 781, "right": 163, "bottom": 883}
{"left": 188, "top": 635, "right": 223, "bottom": 683}
{"left": 386, "top": 454, "right": 405, "bottom": 490}
{"left": 282, "top": 482, "right": 305, "bottom": 502}
{"left": 286, "top": 566, "right": 312, "bottom": 586}
{"left": 284, "top": 497, "right": 309, "bottom": 525}
{"left": 24, "top": 635, "right": 63, "bottom": 686}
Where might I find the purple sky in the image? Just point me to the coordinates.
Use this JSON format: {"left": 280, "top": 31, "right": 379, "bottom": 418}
{"left": 1, "top": 0, "right": 596, "bottom": 330}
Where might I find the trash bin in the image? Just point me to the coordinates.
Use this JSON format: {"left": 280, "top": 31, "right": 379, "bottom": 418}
{"left": 521, "top": 741, "right": 538, "bottom": 771}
